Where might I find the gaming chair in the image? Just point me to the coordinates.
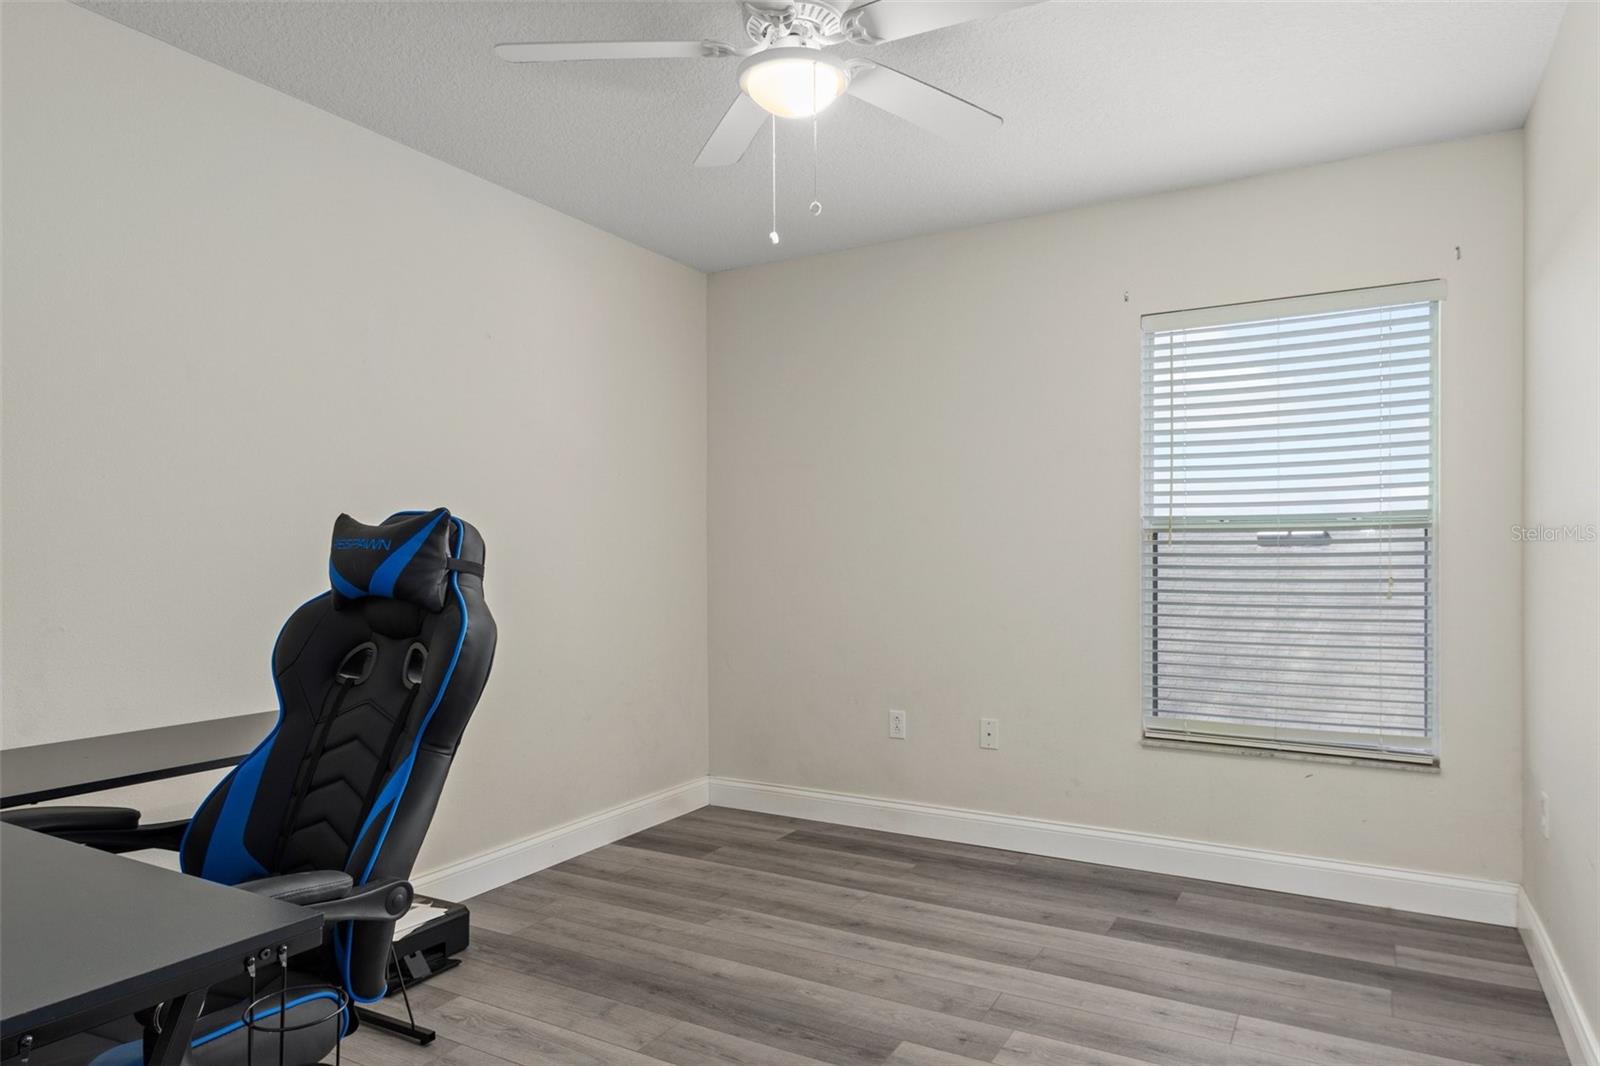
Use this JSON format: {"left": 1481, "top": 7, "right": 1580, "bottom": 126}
{"left": 2, "top": 509, "right": 496, "bottom": 1064}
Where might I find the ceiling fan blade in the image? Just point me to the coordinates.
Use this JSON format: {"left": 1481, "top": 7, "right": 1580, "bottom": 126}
{"left": 493, "top": 40, "right": 730, "bottom": 62}
{"left": 847, "top": 63, "right": 1002, "bottom": 141}
{"left": 695, "top": 94, "right": 769, "bottom": 167}
{"left": 843, "top": 1, "right": 1043, "bottom": 44}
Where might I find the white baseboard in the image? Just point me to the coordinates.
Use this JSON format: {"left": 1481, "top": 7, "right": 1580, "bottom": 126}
{"left": 412, "top": 777, "right": 709, "bottom": 902}
{"left": 407, "top": 772, "right": 1521, "bottom": 929}
{"left": 1520, "top": 889, "right": 1600, "bottom": 1066}
{"left": 707, "top": 776, "right": 1520, "bottom": 927}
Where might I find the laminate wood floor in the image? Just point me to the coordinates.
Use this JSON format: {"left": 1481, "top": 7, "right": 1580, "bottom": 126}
{"left": 334, "top": 807, "right": 1567, "bottom": 1066}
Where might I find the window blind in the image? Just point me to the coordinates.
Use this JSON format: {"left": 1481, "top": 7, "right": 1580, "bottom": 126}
{"left": 1140, "top": 282, "right": 1441, "bottom": 763}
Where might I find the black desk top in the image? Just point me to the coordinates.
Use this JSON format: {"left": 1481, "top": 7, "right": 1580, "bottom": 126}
{"left": 0, "top": 711, "right": 277, "bottom": 807}
{"left": 0, "top": 824, "right": 324, "bottom": 1057}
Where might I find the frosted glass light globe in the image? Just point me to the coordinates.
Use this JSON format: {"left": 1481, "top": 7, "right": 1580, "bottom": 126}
{"left": 739, "top": 51, "right": 848, "bottom": 119}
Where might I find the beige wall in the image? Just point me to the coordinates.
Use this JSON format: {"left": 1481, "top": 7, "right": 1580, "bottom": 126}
{"left": 3, "top": 0, "right": 1566, "bottom": 923}
{"left": 710, "top": 132, "right": 1525, "bottom": 882}
{"left": 0, "top": 3, "right": 709, "bottom": 872}
{"left": 1522, "top": 0, "right": 1600, "bottom": 1033}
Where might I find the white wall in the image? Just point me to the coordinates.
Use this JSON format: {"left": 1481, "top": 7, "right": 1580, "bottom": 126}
{"left": 0, "top": 2, "right": 709, "bottom": 873}
{"left": 3, "top": 0, "right": 1566, "bottom": 932}
{"left": 1522, "top": 0, "right": 1599, "bottom": 1039}
{"left": 710, "top": 132, "right": 1525, "bottom": 883}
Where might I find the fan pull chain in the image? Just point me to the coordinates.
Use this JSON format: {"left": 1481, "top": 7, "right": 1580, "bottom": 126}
{"left": 810, "top": 62, "right": 822, "bottom": 216}
{"left": 769, "top": 117, "right": 780, "bottom": 245}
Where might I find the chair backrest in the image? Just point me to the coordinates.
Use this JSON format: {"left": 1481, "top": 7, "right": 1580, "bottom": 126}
{"left": 179, "top": 509, "right": 497, "bottom": 1001}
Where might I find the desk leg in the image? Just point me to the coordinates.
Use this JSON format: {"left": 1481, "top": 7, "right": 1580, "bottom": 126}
{"left": 143, "top": 990, "right": 204, "bottom": 1066}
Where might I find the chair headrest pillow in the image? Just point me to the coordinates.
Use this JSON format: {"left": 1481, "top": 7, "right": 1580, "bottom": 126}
{"left": 329, "top": 508, "right": 453, "bottom": 611}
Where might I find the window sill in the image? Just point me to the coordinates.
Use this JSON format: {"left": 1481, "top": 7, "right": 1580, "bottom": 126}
{"left": 1140, "top": 738, "right": 1441, "bottom": 773}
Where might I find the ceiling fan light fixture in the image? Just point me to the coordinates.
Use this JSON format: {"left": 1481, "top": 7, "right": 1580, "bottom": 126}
{"left": 738, "top": 49, "right": 849, "bottom": 119}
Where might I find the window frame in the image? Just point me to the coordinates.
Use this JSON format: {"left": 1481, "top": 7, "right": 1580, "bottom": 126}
{"left": 1138, "top": 282, "right": 1443, "bottom": 765}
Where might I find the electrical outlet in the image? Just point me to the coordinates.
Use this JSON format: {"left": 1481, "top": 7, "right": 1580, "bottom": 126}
{"left": 1540, "top": 791, "right": 1551, "bottom": 839}
{"left": 980, "top": 718, "right": 999, "bottom": 750}
{"left": 889, "top": 709, "right": 908, "bottom": 740}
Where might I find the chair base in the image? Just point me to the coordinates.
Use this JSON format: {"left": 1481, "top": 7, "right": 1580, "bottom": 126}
{"left": 355, "top": 946, "right": 462, "bottom": 1047}
{"left": 354, "top": 1006, "right": 435, "bottom": 1047}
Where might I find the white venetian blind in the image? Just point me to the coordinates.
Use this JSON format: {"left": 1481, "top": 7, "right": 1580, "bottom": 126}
{"left": 1140, "top": 282, "right": 1442, "bottom": 763}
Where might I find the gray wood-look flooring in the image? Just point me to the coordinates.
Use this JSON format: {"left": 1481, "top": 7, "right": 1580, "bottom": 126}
{"left": 335, "top": 807, "right": 1567, "bottom": 1066}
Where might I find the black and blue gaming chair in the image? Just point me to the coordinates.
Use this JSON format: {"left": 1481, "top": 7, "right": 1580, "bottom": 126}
{"left": 4, "top": 509, "right": 496, "bottom": 1064}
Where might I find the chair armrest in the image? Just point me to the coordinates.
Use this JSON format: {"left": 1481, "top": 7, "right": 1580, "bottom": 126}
{"left": 1, "top": 805, "right": 140, "bottom": 833}
{"left": 235, "top": 870, "right": 355, "bottom": 906}
{"left": 0, "top": 806, "right": 188, "bottom": 852}
{"left": 234, "top": 871, "right": 413, "bottom": 924}
{"left": 317, "top": 877, "right": 413, "bottom": 924}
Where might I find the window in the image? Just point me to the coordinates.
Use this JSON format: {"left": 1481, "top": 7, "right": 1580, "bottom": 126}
{"left": 1141, "top": 282, "right": 1442, "bottom": 764}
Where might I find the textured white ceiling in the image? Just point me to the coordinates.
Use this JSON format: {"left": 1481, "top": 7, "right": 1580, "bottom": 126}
{"left": 80, "top": 1, "right": 1563, "bottom": 272}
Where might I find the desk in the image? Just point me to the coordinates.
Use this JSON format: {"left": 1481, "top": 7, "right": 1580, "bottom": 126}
{"left": 0, "top": 711, "right": 276, "bottom": 808}
{"left": 0, "top": 824, "right": 323, "bottom": 1064}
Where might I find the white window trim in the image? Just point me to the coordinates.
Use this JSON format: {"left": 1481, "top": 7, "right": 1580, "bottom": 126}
{"left": 1141, "top": 280, "right": 1447, "bottom": 332}
{"left": 1139, "top": 282, "right": 1443, "bottom": 765}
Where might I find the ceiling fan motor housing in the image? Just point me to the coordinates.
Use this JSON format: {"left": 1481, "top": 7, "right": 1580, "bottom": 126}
{"left": 745, "top": 1, "right": 846, "bottom": 44}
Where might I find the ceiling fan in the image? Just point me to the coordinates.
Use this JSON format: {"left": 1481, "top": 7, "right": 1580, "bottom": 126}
{"left": 494, "top": 1, "right": 1042, "bottom": 167}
